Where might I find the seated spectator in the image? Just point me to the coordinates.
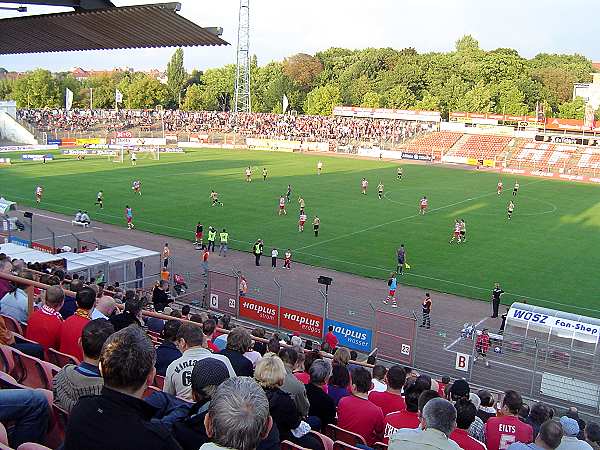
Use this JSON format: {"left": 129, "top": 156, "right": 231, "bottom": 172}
{"left": 25, "top": 285, "right": 64, "bottom": 351}
{"left": 333, "top": 346, "right": 351, "bottom": 367}
{"left": 180, "top": 304, "right": 191, "bottom": 320}
{"left": 64, "top": 325, "right": 181, "bottom": 450}
{"left": 485, "top": 390, "right": 534, "bottom": 450}
{"left": 91, "top": 295, "right": 116, "bottom": 320}
{"left": 202, "top": 377, "right": 273, "bottom": 450}
{"left": 244, "top": 339, "right": 263, "bottom": 367}
{"left": 152, "top": 280, "right": 171, "bottom": 312}
{"left": 0, "top": 259, "right": 13, "bottom": 300}
{"left": 278, "top": 348, "right": 309, "bottom": 417}
{"left": 202, "top": 319, "right": 220, "bottom": 352}
{"left": 145, "top": 314, "right": 166, "bottom": 333}
{"left": 369, "top": 365, "right": 407, "bottom": 416}
{"left": 585, "top": 422, "right": 600, "bottom": 450}
{"left": 508, "top": 420, "right": 563, "bottom": 450}
{"left": 53, "top": 318, "right": 115, "bottom": 412}
{"left": 386, "top": 379, "right": 425, "bottom": 431}
{"left": 371, "top": 364, "right": 387, "bottom": 392}
{"left": 338, "top": 366, "right": 384, "bottom": 446}
{"left": 477, "top": 390, "right": 497, "bottom": 423}
{"left": 449, "top": 379, "right": 485, "bottom": 442}
{"left": 390, "top": 398, "right": 460, "bottom": 450}
{"left": 60, "top": 286, "right": 96, "bottom": 361}
{"left": 0, "top": 389, "right": 50, "bottom": 447}
{"left": 155, "top": 320, "right": 182, "bottom": 377}
{"left": 110, "top": 295, "right": 145, "bottom": 331}
{"left": 80, "top": 210, "right": 90, "bottom": 224}
{"left": 266, "top": 335, "right": 281, "bottom": 355}
{"left": 1, "top": 271, "right": 34, "bottom": 323}
{"left": 306, "top": 358, "right": 336, "bottom": 430}
{"left": 451, "top": 398, "right": 486, "bottom": 450}
{"left": 74, "top": 210, "right": 82, "bottom": 222}
{"left": 255, "top": 355, "right": 321, "bottom": 450}
{"left": 565, "top": 407, "right": 586, "bottom": 441}
{"left": 328, "top": 363, "right": 351, "bottom": 406}
{"left": 557, "top": 417, "right": 592, "bottom": 450}
{"left": 527, "top": 403, "right": 553, "bottom": 439}
{"left": 438, "top": 376, "right": 450, "bottom": 397}
{"left": 170, "top": 309, "right": 182, "bottom": 319}
{"left": 324, "top": 325, "right": 339, "bottom": 351}
{"left": 294, "top": 349, "right": 321, "bottom": 384}
{"left": 164, "top": 322, "right": 235, "bottom": 401}
{"left": 252, "top": 327, "right": 267, "bottom": 355}
{"left": 220, "top": 327, "right": 254, "bottom": 376}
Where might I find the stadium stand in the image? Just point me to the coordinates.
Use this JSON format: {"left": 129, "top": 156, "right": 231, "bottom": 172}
{"left": 446, "top": 134, "right": 512, "bottom": 159}
{"left": 507, "top": 141, "right": 578, "bottom": 171}
{"left": 400, "top": 131, "right": 462, "bottom": 159}
{"left": 0, "top": 255, "right": 595, "bottom": 449}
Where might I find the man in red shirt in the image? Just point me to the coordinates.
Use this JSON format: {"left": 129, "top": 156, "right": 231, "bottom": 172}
{"left": 383, "top": 377, "right": 426, "bottom": 442}
{"left": 485, "top": 390, "right": 533, "bottom": 450}
{"left": 369, "top": 365, "right": 406, "bottom": 416}
{"left": 324, "top": 325, "right": 338, "bottom": 352}
{"left": 59, "top": 287, "right": 96, "bottom": 361}
{"left": 26, "top": 286, "right": 65, "bottom": 351}
{"left": 451, "top": 399, "right": 486, "bottom": 450}
{"left": 337, "top": 366, "right": 384, "bottom": 446}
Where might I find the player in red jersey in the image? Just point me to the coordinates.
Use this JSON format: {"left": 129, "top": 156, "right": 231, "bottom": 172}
{"left": 298, "top": 210, "right": 307, "bottom": 232}
{"left": 484, "top": 390, "right": 533, "bottom": 450}
{"left": 475, "top": 328, "right": 491, "bottom": 367}
{"left": 497, "top": 180, "right": 503, "bottom": 195}
{"left": 132, "top": 179, "right": 141, "bottom": 195}
{"left": 449, "top": 219, "right": 462, "bottom": 244}
{"left": 419, "top": 196, "right": 428, "bottom": 215}
{"left": 278, "top": 196, "right": 287, "bottom": 215}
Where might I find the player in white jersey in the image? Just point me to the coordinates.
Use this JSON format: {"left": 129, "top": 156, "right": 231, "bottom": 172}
{"left": 278, "top": 196, "right": 287, "bottom": 215}
{"left": 35, "top": 185, "right": 43, "bottom": 203}
{"left": 317, "top": 160, "right": 323, "bottom": 175}
{"left": 130, "top": 151, "right": 137, "bottom": 166}
{"left": 513, "top": 181, "right": 520, "bottom": 196}
{"left": 298, "top": 210, "right": 307, "bottom": 232}
{"left": 419, "top": 196, "right": 428, "bottom": 215}
{"left": 245, "top": 166, "right": 252, "bottom": 182}
{"left": 507, "top": 200, "right": 515, "bottom": 220}
{"left": 449, "top": 219, "right": 462, "bottom": 243}
{"left": 377, "top": 182, "right": 384, "bottom": 200}
{"left": 95, "top": 191, "right": 104, "bottom": 209}
{"left": 497, "top": 180, "right": 503, "bottom": 195}
{"left": 361, "top": 178, "right": 369, "bottom": 195}
{"left": 132, "top": 180, "right": 141, "bottom": 195}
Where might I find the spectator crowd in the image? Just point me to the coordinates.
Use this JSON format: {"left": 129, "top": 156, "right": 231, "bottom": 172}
{"left": 1, "top": 252, "right": 599, "bottom": 450}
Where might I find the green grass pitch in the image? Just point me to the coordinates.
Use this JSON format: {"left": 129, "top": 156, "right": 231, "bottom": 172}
{"left": 1, "top": 148, "right": 599, "bottom": 315}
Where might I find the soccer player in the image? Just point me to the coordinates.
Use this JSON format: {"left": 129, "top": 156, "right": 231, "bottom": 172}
{"left": 420, "top": 293, "right": 432, "bottom": 328}
{"left": 298, "top": 196, "right": 305, "bottom": 210}
{"left": 317, "top": 160, "right": 323, "bottom": 175}
{"left": 125, "top": 205, "right": 134, "bottom": 229}
{"left": 210, "top": 190, "right": 223, "bottom": 207}
{"left": 397, "top": 167, "right": 403, "bottom": 180}
{"left": 35, "top": 185, "right": 43, "bottom": 203}
{"left": 313, "top": 215, "right": 320, "bottom": 237}
{"left": 513, "top": 180, "right": 520, "bottom": 196}
{"left": 361, "top": 177, "right": 369, "bottom": 195}
{"left": 449, "top": 219, "right": 462, "bottom": 244}
{"left": 284, "top": 249, "right": 292, "bottom": 270}
{"left": 298, "top": 210, "right": 307, "bottom": 232}
{"left": 278, "top": 196, "right": 287, "bottom": 215}
{"left": 419, "top": 196, "right": 428, "bottom": 215}
{"left": 130, "top": 151, "right": 137, "bottom": 166}
{"left": 460, "top": 219, "right": 466, "bottom": 243}
{"left": 194, "top": 222, "right": 203, "bottom": 247}
{"left": 286, "top": 184, "right": 292, "bottom": 203}
{"left": 377, "top": 181, "right": 384, "bottom": 200}
{"left": 475, "top": 329, "right": 490, "bottom": 367}
{"left": 95, "top": 190, "right": 104, "bottom": 209}
{"left": 132, "top": 180, "right": 141, "bottom": 195}
{"left": 507, "top": 200, "right": 515, "bottom": 220}
{"left": 271, "top": 248, "right": 278, "bottom": 270}
{"left": 497, "top": 180, "right": 503, "bottom": 195}
{"left": 245, "top": 166, "right": 252, "bottom": 182}
{"left": 384, "top": 272, "right": 398, "bottom": 307}
{"left": 262, "top": 167, "right": 268, "bottom": 181}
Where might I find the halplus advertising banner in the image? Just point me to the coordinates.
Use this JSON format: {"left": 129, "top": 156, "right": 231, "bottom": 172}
{"left": 280, "top": 307, "right": 323, "bottom": 338}
{"left": 325, "top": 319, "right": 373, "bottom": 352}
{"left": 239, "top": 296, "right": 278, "bottom": 327}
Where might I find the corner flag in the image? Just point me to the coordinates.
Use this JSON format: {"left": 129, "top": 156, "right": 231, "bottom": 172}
{"left": 65, "top": 88, "right": 73, "bottom": 111}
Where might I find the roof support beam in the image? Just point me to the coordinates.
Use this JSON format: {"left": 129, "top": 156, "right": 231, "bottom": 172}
{"left": 0, "top": 0, "right": 115, "bottom": 10}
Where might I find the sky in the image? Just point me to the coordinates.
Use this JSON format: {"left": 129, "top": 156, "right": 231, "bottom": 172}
{"left": 1, "top": 0, "right": 599, "bottom": 73}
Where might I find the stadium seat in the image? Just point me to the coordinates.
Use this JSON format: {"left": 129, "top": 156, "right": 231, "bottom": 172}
{"left": 1, "top": 314, "right": 23, "bottom": 336}
{"left": 373, "top": 442, "right": 388, "bottom": 450}
{"left": 10, "top": 348, "right": 56, "bottom": 390}
{"left": 17, "top": 443, "right": 53, "bottom": 450}
{"left": 0, "top": 423, "right": 7, "bottom": 446}
{"left": 45, "top": 404, "right": 69, "bottom": 449}
{"left": 325, "top": 424, "right": 367, "bottom": 447}
{"left": 47, "top": 348, "right": 80, "bottom": 368}
{"left": 0, "top": 345, "right": 22, "bottom": 382}
{"left": 281, "top": 441, "right": 309, "bottom": 450}
{"left": 310, "top": 431, "right": 334, "bottom": 450}
{"left": 143, "top": 385, "right": 161, "bottom": 398}
{"left": 153, "top": 374, "right": 165, "bottom": 390}
{"left": 0, "top": 370, "right": 23, "bottom": 389}
{"left": 333, "top": 441, "right": 362, "bottom": 450}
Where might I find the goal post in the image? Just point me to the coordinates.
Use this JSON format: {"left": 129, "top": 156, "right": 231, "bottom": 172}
{"left": 112, "top": 146, "right": 124, "bottom": 163}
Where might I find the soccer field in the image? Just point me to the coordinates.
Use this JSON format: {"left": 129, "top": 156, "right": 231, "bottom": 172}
{"left": 1, "top": 148, "right": 599, "bottom": 315}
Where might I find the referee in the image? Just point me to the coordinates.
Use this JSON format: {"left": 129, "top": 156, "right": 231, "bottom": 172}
{"left": 491, "top": 282, "right": 505, "bottom": 318}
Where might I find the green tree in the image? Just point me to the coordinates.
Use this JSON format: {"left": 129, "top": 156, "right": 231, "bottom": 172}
{"left": 413, "top": 91, "right": 441, "bottom": 111}
{"left": 558, "top": 97, "right": 586, "bottom": 119}
{"left": 12, "top": 69, "right": 60, "bottom": 108}
{"left": 166, "top": 48, "right": 187, "bottom": 107}
{"left": 382, "top": 85, "right": 415, "bottom": 109}
{"left": 283, "top": 53, "right": 323, "bottom": 91}
{"left": 304, "top": 84, "right": 341, "bottom": 115}
{"left": 83, "top": 75, "right": 118, "bottom": 109}
{"left": 361, "top": 92, "right": 381, "bottom": 108}
{"left": 197, "top": 65, "right": 236, "bottom": 111}
{"left": 455, "top": 35, "right": 480, "bottom": 53}
{"left": 182, "top": 84, "right": 203, "bottom": 111}
{"left": 127, "top": 75, "right": 169, "bottom": 109}
{"left": 0, "top": 79, "right": 15, "bottom": 100}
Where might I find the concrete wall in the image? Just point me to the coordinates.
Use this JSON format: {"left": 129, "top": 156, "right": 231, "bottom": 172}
{"left": 0, "top": 111, "right": 37, "bottom": 145}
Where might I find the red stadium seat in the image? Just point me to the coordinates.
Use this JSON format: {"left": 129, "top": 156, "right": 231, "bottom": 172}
{"left": 45, "top": 404, "right": 69, "bottom": 449}
{"left": 310, "top": 431, "right": 334, "bottom": 450}
{"left": 333, "top": 441, "right": 362, "bottom": 450}
{"left": 281, "top": 441, "right": 309, "bottom": 450}
{"left": 143, "top": 385, "right": 161, "bottom": 398}
{"left": 0, "top": 345, "right": 23, "bottom": 382}
{"left": 47, "top": 348, "right": 80, "bottom": 368}
{"left": 1, "top": 314, "right": 23, "bottom": 336}
{"left": 325, "top": 424, "right": 367, "bottom": 447}
{"left": 10, "top": 348, "right": 56, "bottom": 390}
{"left": 153, "top": 374, "right": 165, "bottom": 389}
{"left": 17, "top": 443, "right": 53, "bottom": 450}
{"left": 373, "top": 442, "right": 389, "bottom": 450}
{"left": 0, "top": 370, "right": 24, "bottom": 389}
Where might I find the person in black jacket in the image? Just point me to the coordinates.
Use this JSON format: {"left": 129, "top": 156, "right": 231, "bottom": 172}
{"left": 153, "top": 280, "right": 171, "bottom": 312}
{"left": 255, "top": 355, "right": 322, "bottom": 450}
{"left": 109, "top": 295, "right": 145, "bottom": 332}
{"left": 155, "top": 320, "right": 182, "bottom": 377}
{"left": 220, "top": 327, "right": 254, "bottom": 377}
{"left": 63, "top": 326, "right": 181, "bottom": 450}
{"left": 305, "top": 359, "right": 336, "bottom": 431}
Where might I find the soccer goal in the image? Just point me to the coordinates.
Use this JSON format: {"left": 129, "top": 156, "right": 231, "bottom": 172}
{"left": 111, "top": 146, "right": 124, "bottom": 163}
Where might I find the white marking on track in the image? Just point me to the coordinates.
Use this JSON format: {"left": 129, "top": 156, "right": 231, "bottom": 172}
{"left": 35, "top": 231, "right": 93, "bottom": 242}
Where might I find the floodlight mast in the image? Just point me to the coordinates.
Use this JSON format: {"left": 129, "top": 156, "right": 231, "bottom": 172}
{"left": 233, "top": 0, "right": 251, "bottom": 114}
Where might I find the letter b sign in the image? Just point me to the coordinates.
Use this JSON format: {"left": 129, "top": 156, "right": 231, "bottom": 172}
{"left": 455, "top": 352, "right": 470, "bottom": 372}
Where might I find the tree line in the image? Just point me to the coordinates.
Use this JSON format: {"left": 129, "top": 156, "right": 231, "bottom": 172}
{"left": 0, "top": 36, "right": 598, "bottom": 120}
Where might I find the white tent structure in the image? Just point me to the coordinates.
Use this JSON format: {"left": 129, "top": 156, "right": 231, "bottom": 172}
{"left": 61, "top": 245, "right": 160, "bottom": 288}
{"left": 0, "top": 242, "right": 64, "bottom": 265}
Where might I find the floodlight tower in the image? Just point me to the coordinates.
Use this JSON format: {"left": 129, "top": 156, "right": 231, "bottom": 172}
{"left": 233, "top": 0, "right": 251, "bottom": 114}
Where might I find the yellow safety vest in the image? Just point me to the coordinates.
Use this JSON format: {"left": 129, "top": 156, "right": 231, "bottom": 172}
{"left": 220, "top": 232, "right": 228, "bottom": 243}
